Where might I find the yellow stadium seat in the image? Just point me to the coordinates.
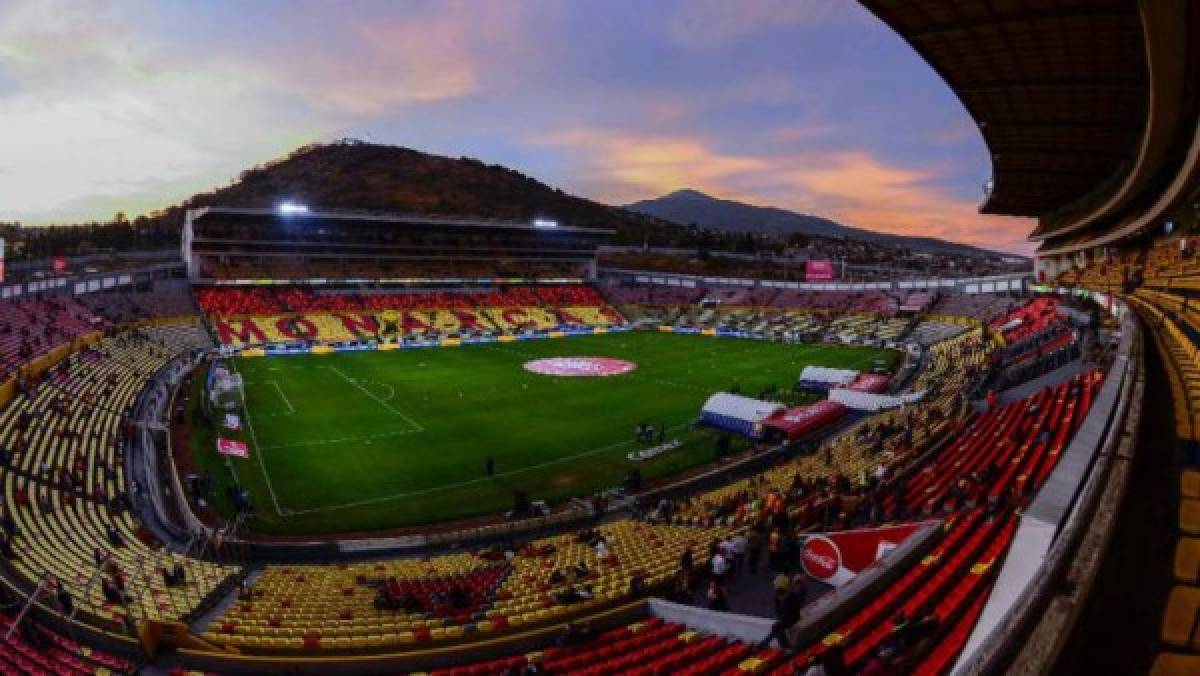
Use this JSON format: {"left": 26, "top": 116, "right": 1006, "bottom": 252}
{"left": 1151, "top": 653, "right": 1200, "bottom": 676}
{"left": 1181, "top": 500, "right": 1200, "bottom": 535}
{"left": 1162, "top": 586, "right": 1200, "bottom": 647}
{"left": 1176, "top": 539, "right": 1200, "bottom": 584}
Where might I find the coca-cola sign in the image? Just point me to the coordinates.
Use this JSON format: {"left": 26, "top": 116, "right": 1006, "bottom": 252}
{"left": 801, "top": 535, "right": 841, "bottom": 581}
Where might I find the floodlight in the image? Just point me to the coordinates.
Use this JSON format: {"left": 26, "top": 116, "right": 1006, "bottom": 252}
{"left": 278, "top": 202, "right": 309, "bottom": 215}
{"left": 533, "top": 219, "right": 558, "bottom": 228}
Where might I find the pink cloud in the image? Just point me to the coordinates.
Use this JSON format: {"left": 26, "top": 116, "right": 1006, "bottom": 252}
{"left": 532, "top": 127, "right": 1034, "bottom": 254}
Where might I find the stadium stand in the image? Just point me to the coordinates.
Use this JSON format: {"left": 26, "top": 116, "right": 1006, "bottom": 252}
{"left": 0, "top": 258, "right": 1123, "bottom": 676}
{"left": 207, "top": 520, "right": 732, "bottom": 652}
{"left": 195, "top": 286, "right": 626, "bottom": 346}
{"left": 77, "top": 282, "right": 199, "bottom": 324}
{"left": 0, "top": 610, "right": 133, "bottom": 675}
{"left": 908, "top": 320, "right": 968, "bottom": 347}
{"left": 0, "top": 324, "right": 239, "bottom": 628}
{"left": 0, "top": 297, "right": 106, "bottom": 381}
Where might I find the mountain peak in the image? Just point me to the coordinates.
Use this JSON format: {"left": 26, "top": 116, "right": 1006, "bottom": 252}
{"left": 626, "top": 189, "right": 1021, "bottom": 259}
{"left": 664, "top": 188, "right": 712, "bottom": 200}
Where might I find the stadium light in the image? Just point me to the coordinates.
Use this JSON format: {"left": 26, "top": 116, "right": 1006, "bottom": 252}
{"left": 533, "top": 218, "right": 558, "bottom": 229}
{"left": 277, "top": 201, "right": 310, "bottom": 215}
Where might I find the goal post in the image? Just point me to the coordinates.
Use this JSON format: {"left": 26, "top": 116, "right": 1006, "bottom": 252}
{"left": 205, "top": 358, "right": 245, "bottom": 413}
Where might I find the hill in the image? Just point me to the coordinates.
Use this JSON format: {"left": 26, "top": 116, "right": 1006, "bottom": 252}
{"left": 626, "top": 189, "right": 1023, "bottom": 259}
{"left": 5, "top": 140, "right": 682, "bottom": 258}
{"left": 178, "top": 140, "right": 676, "bottom": 238}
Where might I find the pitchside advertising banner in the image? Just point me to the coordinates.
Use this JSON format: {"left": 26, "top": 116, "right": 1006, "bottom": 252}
{"left": 799, "top": 522, "right": 921, "bottom": 586}
{"left": 217, "top": 437, "right": 249, "bottom": 458}
{"left": 805, "top": 260, "right": 835, "bottom": 282}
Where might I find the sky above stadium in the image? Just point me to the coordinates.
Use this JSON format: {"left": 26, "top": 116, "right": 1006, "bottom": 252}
{"left": 0, "top": 0, "right": 1035, "bottom": 254}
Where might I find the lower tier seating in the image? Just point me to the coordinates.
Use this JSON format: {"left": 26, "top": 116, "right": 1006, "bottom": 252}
{"left": 0, "top": 324, "right": 239, "bottom": 628}
{"left": 207, "top": 520, "right": 732, "bottom": 652}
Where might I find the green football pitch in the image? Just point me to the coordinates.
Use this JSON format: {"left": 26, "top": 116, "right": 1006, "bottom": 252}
{"left": 188, "top": 332, "right": 895, "bottom": 535}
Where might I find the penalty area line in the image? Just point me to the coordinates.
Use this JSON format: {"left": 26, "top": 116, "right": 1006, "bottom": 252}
{"left": 324, "top": 365, "right": 423, "bottom": 432}
{"left": 270, "top": 380, "right": 296, "bottom": 415}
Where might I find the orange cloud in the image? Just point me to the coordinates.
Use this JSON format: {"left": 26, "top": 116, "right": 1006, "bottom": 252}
{"left": 533, "top": 128, "right": 1034, "bottom": 254}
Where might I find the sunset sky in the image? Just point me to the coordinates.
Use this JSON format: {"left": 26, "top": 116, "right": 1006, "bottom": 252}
{"left": 0, "top": 0, "right": 1035, "bottom": 253}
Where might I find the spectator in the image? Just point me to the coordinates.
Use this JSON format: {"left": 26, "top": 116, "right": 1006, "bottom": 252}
{"left": 706, "top": 580, "right": 729, "bottom": 611}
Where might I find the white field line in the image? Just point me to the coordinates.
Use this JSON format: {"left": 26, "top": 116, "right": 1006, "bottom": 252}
{"left": 270, "top": 380, "right": 296, "bottom": 414}
{"left": 261, "top": 428, "right": 420, "bottom": 450}
{"left": 229, "top": 361, "right": 287, "bottom": 516}
{"left": 280, "top": 422, "right": 694, "bottom": 516}
{"left": 324, "top": 365, "right": 424, "bottom": 432}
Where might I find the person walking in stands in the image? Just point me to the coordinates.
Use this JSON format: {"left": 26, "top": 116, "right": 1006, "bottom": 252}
{"left": 711, "top": 547, "right": 731, "bottom": 584}
{"left": 731, "top": 531, "right": 748, "bottom": 575}
{"left": 767, "top": 528, "right": 783, "bottom": 572}
{"left": 758, "top": 574, "right": 805, "bottom": 651}
{"left": 746, "top": 527, "right": 764, "bottom": 573}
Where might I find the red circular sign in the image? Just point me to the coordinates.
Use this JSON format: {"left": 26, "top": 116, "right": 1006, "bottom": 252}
{"left": 523, "top": 357, "right": 636, "bottom": 377}
{"left": 801, "top": 535, "right": 842, "bottom": 581}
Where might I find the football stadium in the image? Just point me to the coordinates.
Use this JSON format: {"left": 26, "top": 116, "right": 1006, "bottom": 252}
{"left": 0, "top": 1, "right": 1194, "bottom": 675}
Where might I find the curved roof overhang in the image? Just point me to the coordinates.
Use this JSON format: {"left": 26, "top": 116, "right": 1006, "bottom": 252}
{"left": 861, "top": 0, "right": 1148, "bottom": 223}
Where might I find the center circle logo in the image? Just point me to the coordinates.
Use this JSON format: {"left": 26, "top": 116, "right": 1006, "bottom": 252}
{"left": 800, "top": 535, "right": 842, "bottom": 581}
{"left": 523, "top": 357, "right": 637, "bottom": 377}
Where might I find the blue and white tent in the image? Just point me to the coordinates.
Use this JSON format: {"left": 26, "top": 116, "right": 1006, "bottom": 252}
{"left": 796, "top": 365, "right": 860, "bottom": 392}
{"left": 699, "top": 393, "right": 784, "bottom": 439}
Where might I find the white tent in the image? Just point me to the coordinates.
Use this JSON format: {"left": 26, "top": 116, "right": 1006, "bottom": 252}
{"left": 828, "top": 388, "right": 926, "bottom": 412}
{"left": 798, "top": 365, "right": 859, "bottom": 386}
{"left": 700, "top": 393, "right": 784, "bottom": 438}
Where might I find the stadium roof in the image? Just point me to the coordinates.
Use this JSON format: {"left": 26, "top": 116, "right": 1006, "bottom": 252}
{"left": 861, "top": 0, "right": 1150, "bottom": 221}
{"left": 187, "top": 206, "right": 616, "bottom": 236}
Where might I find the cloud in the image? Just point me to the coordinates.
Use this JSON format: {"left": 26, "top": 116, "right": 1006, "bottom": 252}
{"left": 0, "top": 0, "right": 524, "bottom": 222}
{"left": 665, "top": 0, "right": 855, "bottom": 48}
{"left": 0, "top": 1, "right": 329, "bottom": 222}
{"left": 532, "top": 127, "right": 1033, "bottom": 254}
{"left": 255, "top": 7, "right": 486, "bottom": 116}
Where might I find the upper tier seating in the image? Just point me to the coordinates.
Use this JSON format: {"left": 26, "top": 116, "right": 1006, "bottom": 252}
{"left": 928, "top": 294, "right": 1017, "bottom": 323}
{"left": 909, "top": 320, "right": 969, "bottom": 346}
{"left": 0, "top": 297, "right": 106, "bottom": 381}
{"left": 201, "top": 259, "right": 590, "bottom": 282}
{"left": 989, "top": 297, "right": 1062, "bottom": 344}
{"left": 77, "top": 283, "right": 198, "bottom": 324}
{"left": 195, "top": 285, "right": 609, "bottom": 316}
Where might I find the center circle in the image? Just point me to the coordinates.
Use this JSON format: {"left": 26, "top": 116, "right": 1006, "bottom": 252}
{"left": 523, "top": 356, "right": 637, "bottom": 377}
